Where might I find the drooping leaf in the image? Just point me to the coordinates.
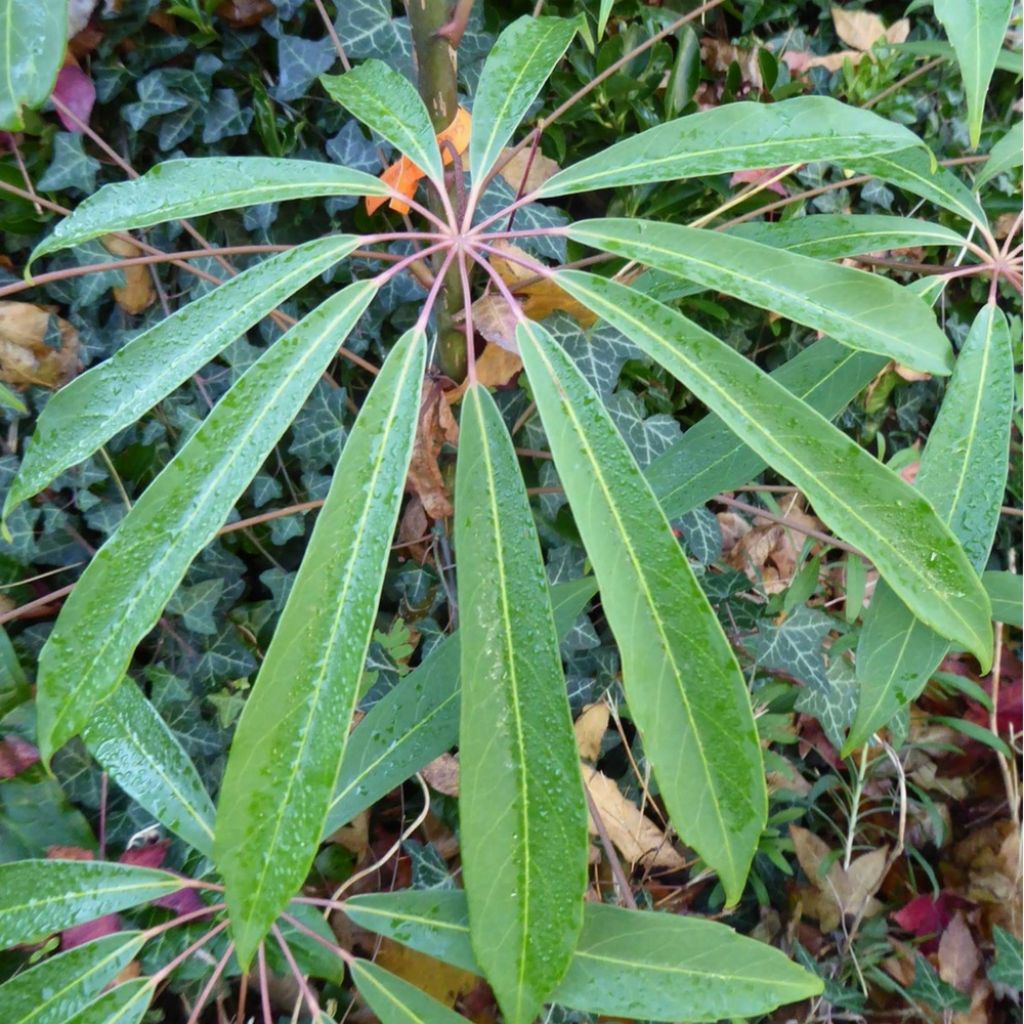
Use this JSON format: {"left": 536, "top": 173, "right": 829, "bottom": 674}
{"left": 568, "top": 219, "right": 953, "bottom": 374}
{"left": 536, "top": 96, "right": 925, "bottom": 197}
{"left": 983, "top": 571, "right": 1023, "bottom": 628}
{"left": 215, "top": 328, "right": 425, "bottom": 969}
{"left": 469, "top": 16, "right": 576, "bottom": 186}
{"left": 352, "top": 960, "right": 472, "bottom": 1024}
{"left": 974, "top": 120, "right": 1024, "bottom": 188}
{"left": 455, "top": 383, "right": 588, "bottom": 1022}
{"left": 322, "top": 576, "right": 598, "bottom": 836}
{"left": 29, "top": 160, "right": 386, "bottom": 268}
{"left": 0, "top": 930, "right": 144, "bottom": 1024}
{"left": 345, "top": 890, "right": 824, "bottom": 1021}
{"left": 321, "top": 61, "right": 444, "bottom": 189}
{"left": 645, "top": 339, "right": 886, "bottom": 519}
{"left": 62, "top": 979, "right": 152, "bottom": 1024}
{"left": 846, "top": 305, "right": 1012, "bottom": 751}
{"left": 82, "top": 682, "right": 217, "bottom": 858}
{"left": 934, "top": 0, "right": 1015, "bottom": 147}
{"left": 0, "top": 860, "right": 182, "bottom": 946}
{"left": 35, "top": 281, "right": 378, "bottom": 763}
{"left": 556, "top": 271, "right": 993, "bottom": 669}
{"left": 0, "top": 0, "right": 66, "bottom": 130}
{"left": 6, "top": 235, "right": 362, "bottom": 519}
{"left": 517, "top": 320, "right": 766, "bottom": 904}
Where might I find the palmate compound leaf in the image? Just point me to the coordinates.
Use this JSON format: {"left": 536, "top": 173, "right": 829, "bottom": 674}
{"left": 0, "top": 860, "right": 183, "bottom": 947}
{"left": 344, "top": 890, "right": 824, "bottom": 1022}
{"left": 322, "top": 576, "right": 598, "bottom": 837}
{"left": 568, "top": 219, "right": 954, "bottom": 375}
{"left": 28, "top": 159, "right": 387, "bottom": 269}
{"left": 534, "top": 95, "right": 926, "bottom": 197}
{"left": 6, "top": 235, "right": 363, "bottom": 519}
{"left": 0, "top": 930, "right": 145, "bottom": 1024}
{"left": 455, "top": 383, "right": 588, "bottom": 1024}
{"left": 517, "top": 320, "right": 767, "bottom": 905}
{"left": 468, "top": 15, "right": 577, "bottom": 187}
{"left": 845, "top": 305, "right": 1014, "bottom": 752}
{"left": 0, "top": 0, "right": 66, "bottom": 131}
{"left": 82, "top": 681, "right": 217, "bottom": 859}
{"left": 215, "top": 328, "right": 425, "bottom": 969}
{"left": 35, "top": 281, "right": 378, "bottom": 764}
{"left": 555, "top": 271, "right": 993, "bottom": 670}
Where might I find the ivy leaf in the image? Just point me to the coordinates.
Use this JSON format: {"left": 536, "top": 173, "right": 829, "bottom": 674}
{"left": 37, "top": 135, "right": 101, "bottom": 194}
{"left": 275, "top": 35, "right": 336, "bottom": 102}
{"left": 746, "top": 606, "right": 833, "bottom": 693}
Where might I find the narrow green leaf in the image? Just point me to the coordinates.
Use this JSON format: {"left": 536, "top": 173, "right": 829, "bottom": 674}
{"left": 322, "top": 61, "right": 444, "bottom": 188}
{"left": 455, "top": 384, "right": 588, "bottom": 1023}
{"left": 983, "top": 571, "right": 1023, "bottom": 628}
{"left": 35, "top": 281, "right": 377, "bottom": 763}
{"left": 846, "top": 306, "right": 1013, "bottom": 751}
{"left": 62, "top": 979, "right": 151, "bottom": 1024}
{"left": 894, "top": 38, "right": 1021, "bottom": 71}
{"left": 975, "top": 121, "right": 1024, "bottom": 188}
{"left": 732, "top": 215, "right": 970, "bottom": 261}
{"left": 215, "top": 328, "right": 425, "bottom": 969}
{"left": 536, "top": 97, "right": 925, "bottom": 197}
{"left": 597, "top": 0, "right": 615, "bottom": 36}
{"left": 934, "top": 0, "right": 1014, "bottom": 147}
{"left": 82, "top": 681, "right": 216, "bottom": 858}
{"left": 517, "top": 320, "right": 766, "bottom": 904}
{"left": 469, "top": 16, "right": 576, "bottom": 186}
{"left": 352, "top": 960, "right": 470, "bottom": 1024}
{"left": 0, "top": 860, "right": 182, "bottom": 946}
{"left": 568, "top": 219, "right": 954, "bottom": 374}
{"left": 0, "top": 931, "right": 145, "bottom": 1024}
{"left": 0, "top": 381, "right": 26, "bottom": 413}
{"left": 29, "top": 160, "right": 385, "bottom": 268}
{"left": 345, "top": 891, "right": 824, "bottom": 1022}
{"left": 323, "top": 576, "right": 598, "bottom": 837}
{"left": 556, "top": 271, "right": 993, "bottom": 669}
{"left": 0, "top": 0, "right": 66, "bottom": 130}
{"left": 933, "top": 715, "right": 1013, "bottom": 757}
{"left": 7, "top": 235, "right": 361, "bottom": 519}
{"left": 646, "top": 339, "right": 886, "bottom": 520}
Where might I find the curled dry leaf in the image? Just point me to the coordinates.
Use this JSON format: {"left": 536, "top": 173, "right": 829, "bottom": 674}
{"left": 396, "top": 494, "right": 432, "bottom": 564}
{"left": 583, "top": 764, "right": 687, "bottom": 872}
{"left": 489, "top": 241, "right": 597, "bottom": 326}
{"left": 102, "top": 235, "right": 156, "bottom": 314}
{"left": 421, "top": 752, "right": 460, "bottom": 797}
{"left": 0, "top": 301, "right": 80, "bottom": 388}
{"left": 574, "top": 702, "right": 610, "bottom": 762}
{"left": 407, "top": 378, "right": 459, "bottom": 520}
{"left": 497, "top": 147, "right": 561, "bottom": 194}
{"left": 470, "top": 293, "right": 520, "bottom": 353}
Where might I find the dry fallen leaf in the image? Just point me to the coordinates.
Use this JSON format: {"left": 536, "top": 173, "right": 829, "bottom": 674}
{"left": 421, "top": 752, "right": 460, "bottom": 797}
{"left": 407, "top": 379, "right": 459, "bottom": 520}
{"left": 574, "top": 702, "right": 610, "bottom": 762}
{"left": 375, "top": 939, "right": 483, "bottom": 1011}
{"left": 470, "top": 293, "right": 520, "bottom": 352}
{"left": 584, "top": 765, "right": 686, "bottom": 872}
{"left": 447, "top": 343, "right": 523, "bottom": 403}
{"left": 831, "top": 7, "right": 909, "bottom": 51}
{"left": 396, "top": 495, "right": 431, "bottom": 564}
{"left": 102, "top": 235, "right": 156, "bottom": 314}
{"left": 938, "top": 913, "right": 981, "bottom": 993}
{"left": 215, "top": 0, "right": 275, "bottom": 27}
{"left": 489, "top": 242, "right": 597, "bottom": 327}
{"left": 327, "top": 809, "right": 369, "bottom": 857}
{"left": 497, "top": 147, "right": 561, "bottom": 194}
{"left": 0, "top": 301, "right": 80, "bottom": 388}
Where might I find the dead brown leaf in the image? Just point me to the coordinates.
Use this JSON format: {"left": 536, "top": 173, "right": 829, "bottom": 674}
{"left": 407, "top": 379, "right": 459, "bottom": 520}
{"left": 375, "top": 939, "right": 484, "bottom": 1012}
{"left": 497, "top": 148, "right": 561, "bottom": 194}
{"left": 421, "top": 752, "right": 460, "bottom": 797}
{"left": 939, "top": 913, "right": 981, "bottom": 993}
{"left": 574, "top": 702, "right": 610, "bottom": 762}
{"left": 584, "top": 765, "right": 686, "bottom": 872}
{"left": 489, "top": 242, "right": 597, "bottom": 327}
{"left": 216, "top": 0, "right": 275, "bottom": 27}
{"left": 396, "top": 495, "right": 431, "bottom": 564}
{"left": 470, "top": 294, "right": 520, "bottom": 352}
{"left": 328, "top": 809, "right": 369, "bottom": 857}
{"left": 0, "top": 302, "right": 80, "bottom": 388}
{"left": 101, "top": 235, "right": 156, "bottom": 314}
{"left": 831, "top": 7, "right": 909, "bottom": 51}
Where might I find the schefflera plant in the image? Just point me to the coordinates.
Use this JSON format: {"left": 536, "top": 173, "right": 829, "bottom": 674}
{"left": 0, "top": 10, "right": 1018, "bottom": 1024}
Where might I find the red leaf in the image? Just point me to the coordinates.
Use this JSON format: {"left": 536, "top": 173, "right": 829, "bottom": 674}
{"left": 0, "top": 735, "right": 40, "bottom": 779}
{"left": 155, "top": 887, "right": 205, "bottom": 914}
{"left": 729, "top": 167, "right": 789, "bottom": 197}
{"left": 891, "top": 892, "right": 973, "bottom": 951}
{"left": 119, "top": 840, "right": 170, "bottom": 869}
{"left": 52, "top": 64, "right": 96, "bottom": 132}
{"left": 61, "top": 913, "right": 122, "bottom": 950}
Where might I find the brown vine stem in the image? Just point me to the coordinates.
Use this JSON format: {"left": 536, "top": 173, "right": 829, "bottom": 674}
{"left": 583, "top": 774, "right": 639, "bottom": 910}
{"left": 863, "top": 57, "right": 945, "bottom": 110}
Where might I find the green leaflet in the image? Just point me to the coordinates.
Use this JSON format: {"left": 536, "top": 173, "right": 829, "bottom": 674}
{"left": 322, "top": 62, "right": 444, "bottom": 189}
{"left": 731, "top": 215, "right": 970, "bottom": 261}
{"left": 0, "top": 0, "right": 66, "bottom": 130}
{"left": 568, "top": 219, "right": 954, "bottom": 374}
{"left": 345, "top": 891, "right": 823, "bottom": 1022}
{"left": 517, "top": 320, "right": 766, "bottom": 904}
{"left": 34, "top": 281, "right": 377, "bottom": 763}
{"left": 83, "top": 682, "right": 216, "bottom": 858}
{"left": 0, "top": 860, "right": 182, "bottom": 946}
{"left": 455, "top": 384, "right": 588, "bottom": 1024}
{"left": 0, "top": 381, "right": 25, "bottom": 413}
{"left": 215, "top": 329, "right": 425, "bottom": 969}
{"left": 352, "top": 960, "right": 471, "bottom": 1024}
{"left": 854, "top": 147, "right": 989, "bottom": 227}
{"left": 556, "top": 271, "right": 993, "bottom": 669}
{"left": 975, "top": 121, "right": 1024, "bottom": 188}
{"left": 934, "top": 0, "right": 1015, "bottom": 147}
{"left": 322, "top": 576, "right": 598, "bottom": 837}
{"left": 0, "top": 931, "right": 145, "bottom": 1024}
{"left": 469, "top": 16, "right": 576, "bottom": 186}
{"left": 536, "top": 96, "right": 924, "bottom": 197}
{"left": 984, "top": 571, "right": 1023, "bottom": 628}
{"left": 29, "top": 160, "right": 385, "bottom": 269}
{"left": 645, "top": 339, "right": 886, "bottom": 519}
{"left": 893, "top": 38, "right": 1022, "bottom": 71}
{"left": 846, "top": 305, "right": 1012, "bottom": 751}
{"left": 6, "top": 235, "right": 362, "bottom": 519}
{"left": 62, "top": 979, "right": 151, "bottom": 1024}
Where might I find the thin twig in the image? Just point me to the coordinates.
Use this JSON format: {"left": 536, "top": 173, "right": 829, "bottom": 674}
{"left": 583, "top": 768, "right": 639, "bottom": 909}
